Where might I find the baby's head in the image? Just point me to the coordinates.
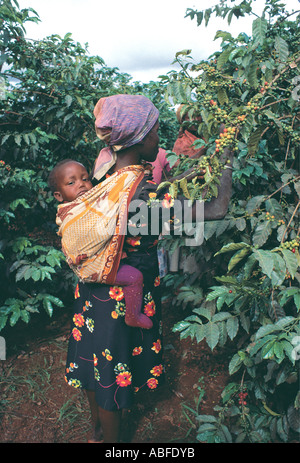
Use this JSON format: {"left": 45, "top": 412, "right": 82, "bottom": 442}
{"left": 48, "top": 159, "right": 93, "bottom": 203}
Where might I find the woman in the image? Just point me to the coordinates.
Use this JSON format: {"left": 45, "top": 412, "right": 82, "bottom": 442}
{"left": 64, "top": 94, "right": 233, "bottom": 443}
{"left": 172, "top": 104, "right": 206, "bottom": 159}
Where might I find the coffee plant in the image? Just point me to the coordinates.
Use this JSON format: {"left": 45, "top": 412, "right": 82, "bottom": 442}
{"left": 159, "top": 0, "right": 300, "bottom": 443}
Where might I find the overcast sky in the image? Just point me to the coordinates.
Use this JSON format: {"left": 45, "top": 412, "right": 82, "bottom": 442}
{"left": 17, "top": 0, "right": 300, "bottom": 82}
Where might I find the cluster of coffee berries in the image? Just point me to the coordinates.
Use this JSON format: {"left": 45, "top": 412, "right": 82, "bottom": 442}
{"left": 265, "top": 212, "right": 275, "bottom": 221}
{"left": 197, "top": 155, "right": 222, "bottom": 177}
{"left": 0, "top": 160, "right": 11, "bottom": 171}
{"left": 237, "top": 114, "right": 247, "bottom": 124}
{"left": 280, "top": 239, "right": 299, "bottom": 253}
{"left": 209, "top": 100, "right": 229, "bottom": 119}
{"left": 281, "top": 122, "right": 300, "bottom": 143}
{"left": 246, "top": 101, "right": 259, "bottom": 114}
{"left": 214, "top": 127, "right": 237, "bottom": 154}
{"left": 201, "top": 63, "right": 219, "bottom": 77}
{"left": 194, "top": 153, "right": 234, "bottom": 201}
{"left": 260, "top": 81, "right": 270, "bottom": 93}
{"left": 238, "top": 390, "right": 248, "bottom": 406}
{"left": 201, "top": 94, "right": 215, "bottom": 108}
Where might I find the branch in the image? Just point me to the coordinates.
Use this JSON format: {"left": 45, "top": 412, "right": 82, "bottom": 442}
{"left": 1, "top": 110, "right": 48, "bottom": 128}
{"left": 271, "top": 55, "right": 300, "bottom": 85}
{"left": 265, "top": 175, "right": 300, "bottom": 200}
{"left": 260, "top": 98, "right": 289, "bottom": 111}
{"left": 281, "top": 200, "right": 300, "bottom": 244}
{"left": 284, "top": 115, "right": 296, "bottom": 170}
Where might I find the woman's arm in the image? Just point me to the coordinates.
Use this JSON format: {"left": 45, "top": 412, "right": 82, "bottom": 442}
{"left": 192, "top": 148, "right": 233, "bottom": 221}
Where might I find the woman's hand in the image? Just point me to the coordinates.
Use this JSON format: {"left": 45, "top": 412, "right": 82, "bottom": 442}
{"left": 169, "top": 166, "right": 207, "bottom": 184}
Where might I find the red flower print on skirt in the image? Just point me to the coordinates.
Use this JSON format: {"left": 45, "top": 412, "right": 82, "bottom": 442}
{"left": 109, "top": 286, "right": 124, "bottom": 301}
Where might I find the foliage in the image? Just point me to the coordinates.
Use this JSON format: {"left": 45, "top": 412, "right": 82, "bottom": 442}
{"left": 160, "top": 0, "right": 300, "bottom": 443}
{"left": 0, "top": 0, "right": 176, "bottom": 330}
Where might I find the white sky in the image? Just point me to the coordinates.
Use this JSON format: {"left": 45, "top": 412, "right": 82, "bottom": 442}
{"left": 17, "top": 0, "right": 300, "bottom": 82}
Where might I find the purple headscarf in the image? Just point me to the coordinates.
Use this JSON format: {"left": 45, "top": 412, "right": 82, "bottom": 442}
{"left": 93, "top": 94, "right": 159, "bottom": 180}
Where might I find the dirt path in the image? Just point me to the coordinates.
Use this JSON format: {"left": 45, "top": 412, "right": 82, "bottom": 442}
{"left": 0, "top": 304, "right": 231, "bottom": 443}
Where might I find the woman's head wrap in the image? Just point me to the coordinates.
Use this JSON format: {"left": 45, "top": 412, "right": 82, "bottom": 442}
{"left": 93, "top": 94, "right": 159, "bottom": 180}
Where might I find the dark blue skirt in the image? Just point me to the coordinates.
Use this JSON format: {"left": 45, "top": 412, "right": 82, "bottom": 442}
{"left": 65, "top": 277, "right": 164, "bottom": 411}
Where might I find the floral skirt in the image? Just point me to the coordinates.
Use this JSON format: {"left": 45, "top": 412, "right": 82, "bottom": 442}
{"left": 64, "top": 278, "right": 164, "bottom": 411}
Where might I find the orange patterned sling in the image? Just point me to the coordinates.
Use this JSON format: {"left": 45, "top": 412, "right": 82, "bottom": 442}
{"left": 56, "top": 165, "right": 144, "bottom": 285}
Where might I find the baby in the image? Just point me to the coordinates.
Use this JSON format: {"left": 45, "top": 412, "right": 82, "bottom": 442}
{"left": 48, "top": 159, "right": 153, "bottom": 330}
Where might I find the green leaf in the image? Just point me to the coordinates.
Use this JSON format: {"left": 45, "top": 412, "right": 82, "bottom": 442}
{"left": 228, "top": 247, "right": 251, "bottom": 271}
{"left": 43, "top": 297, "right": 53, "bottom": 317}
{"left": 215, "top": 275, "right": 238, "bottom": 284}
{"left": 166, "top": 153, "right": 179, "bottom": 168}
{"left": 212, "top": 312, "right": 232, "bottom": 322}
{"left": 204, "top": 221, "right": 219, "bottom": 240}
{"left": 265, "top": 198, "right": 283, "bottom": 219}
{"left": 193, "top": 307, "right": 212, "bottom": 321}
{"left": 252, "top": 221, "right": 272, "bottom": 247}
{"left": 31, "top": 268, "right": 42, "bottom": 281}
{"left": 226, "top": 316, "right": 239, "bottom": 340}
{"left": 217, "top": 47, "right": 233, "bottom": 70}
{"left": 205, "top": 322, "right": 220, "bottom": 350}
{"left": 243, "top": 254, "right": 257, "bottom": 279}
{"left": 14, "top": 134, "right": 22, "bottom": 146}
{"left": 248, "top": 126, "right": 266, "bottom": 157}
{"left": 10, "top": 308, "right": 21, "bottom": 327}
{"left": 235, "top": 217, "right": 247, "bottom": 231}
{"left": 175, "top": 49, "right": 192, "bottom": 58}
{"left": 65, "top": 95, "right": 73, "bottom": 107}
{"left": 253, "top": 249, "right": 274, "bottom": 278}
{"left": 229, "top": 353, "right": 243, "bottom": 375}
{"left": 9, "top": 198, "right": 31, "bottom": 211}
{"left": 247, "top": 61, "right": 259, "bottom": 88}
{"left": 280, "top": 249, "right": 299, "bottom": 279}
{"left": 270, "top": 253, "right": 286, "bottom": 286}
{"left": 207, "top": 286, "right": 229, "bottom": 301}
{"left": 214, "top": 30, "right": 233, "bottom": 43}
{"left": 261, "top": 339, "right": 276, "bottom": 359}
{"left": 217, "top": 87, "right": 229, "bottom": 105}
{"left": 20, "top": 309, "right": 30, "bottom": 324}
{"left": 173, "top": 320, "right": 192, "bottom": 333}
{"left": 278, "top": 287, "right": 300, "bottom": 310}
{"left": 15, "top": 265, "right": 31, "bottom": 281}
{"left": 215, "top": 242, "right": 250, "bottom": 256}
{"left": 252, "top": 17, "right": 268, "bottom": 46}
{"left": 240, "top": 312, "right": 250, "bottom": 333}
{"left": 274, "top": 341, "right": 284, "bottom": 363}
{"left": 274, "top": 36, "right": 289, "bottom": 63}
{"left": 246, "top": 195, "right": 265, "bottom": 214}
{"left": 195, "top": 324, "right": 206, "bottom": 344}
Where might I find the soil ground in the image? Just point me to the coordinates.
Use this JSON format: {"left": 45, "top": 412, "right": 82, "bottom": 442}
{"left": 0, "top": 302, "right": 232, "bottom": 444}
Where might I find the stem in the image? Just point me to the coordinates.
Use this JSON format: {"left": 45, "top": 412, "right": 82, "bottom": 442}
{"left": 271, "top": 55, "right": 300, "bottom": 86}
{"left": 281, "top": 200, "right": 300, "bottom": 244}
{"left": 265, "top": 176, "right": 300, "bottom": 200}
{"left": 260, "top": 98, "right": 289, "bottom": 111}
{"left": 283, "top": 115, "right": 296, "bottom": 170}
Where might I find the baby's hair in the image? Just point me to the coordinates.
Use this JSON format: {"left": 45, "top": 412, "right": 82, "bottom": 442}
{"left": 48, "top": 159, "right": 81, "bottom": 192}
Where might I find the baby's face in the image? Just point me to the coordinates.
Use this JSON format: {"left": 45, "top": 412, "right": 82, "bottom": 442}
{"left": 54, "top": 162, "right": 93, "bottom": 202}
